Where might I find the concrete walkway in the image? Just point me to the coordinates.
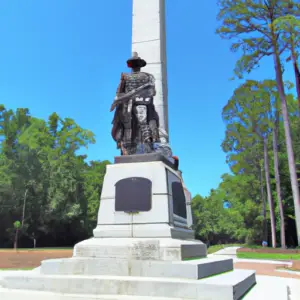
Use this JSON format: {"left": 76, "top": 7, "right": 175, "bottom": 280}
{"left": 212, "top": 246, "right": 241, "bottom": 257}
{"left": 244, "top": 275, "right": 300, "bottom": 300}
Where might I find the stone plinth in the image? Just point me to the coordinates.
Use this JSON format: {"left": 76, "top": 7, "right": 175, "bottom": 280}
{"left": 93, "top": 155, "right": 198, "bottom": 243}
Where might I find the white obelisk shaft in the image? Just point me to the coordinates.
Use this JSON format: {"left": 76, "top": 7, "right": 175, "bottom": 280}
{"left": 132, "top": 0, "right": 169, "bottom": 136}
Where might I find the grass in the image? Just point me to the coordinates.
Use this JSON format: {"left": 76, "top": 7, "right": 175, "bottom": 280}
{"left": 207, "top": 244, "right": 244, "bottom": 254}
{"left": 237, "top": 252, "right": 300, "bottom": 261}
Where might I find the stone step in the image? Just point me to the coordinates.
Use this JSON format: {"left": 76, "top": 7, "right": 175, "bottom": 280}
{"left": 1, "top": 269, "right": 256, "bottom": 300}
{"left": 73, "top": 237, "right": 207, "bottom": 261}
{"left": 41, "top": 256, "right": 233, "bottom": 280}
{"left": 0, "top": 288, "right": 181, "bottom": 300}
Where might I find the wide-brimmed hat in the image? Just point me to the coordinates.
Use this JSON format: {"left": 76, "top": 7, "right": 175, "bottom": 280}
{"left": 127, "top": 52, "right": 147, "bottom": 68}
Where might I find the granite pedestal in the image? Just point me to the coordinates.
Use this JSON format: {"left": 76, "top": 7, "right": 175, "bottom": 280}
{"left": 0, "top": 154, "right": 256, "bottom": 299}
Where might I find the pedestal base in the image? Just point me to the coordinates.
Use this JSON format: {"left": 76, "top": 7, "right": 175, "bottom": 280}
{"left": 0, "top": 269, "right": 255, "bottom": 300}
{"left": 0, "top": 236, "right": 256, "bottom": 300}
{"left": 0, "top": 158, "right": 256, "bottom": 299}
{"left": 73, "top": 237, "right": 206, "bottom": 261}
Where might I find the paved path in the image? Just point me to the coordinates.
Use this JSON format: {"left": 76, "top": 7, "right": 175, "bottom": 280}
{"left": 244, "top": 275, "right": 300, "bottom": 300}
{"left": 212, "top": 246, "right": 241, "bottom": 256}
{"left": 235, "top": 261, "right": 300, "bottom": 279}
{"left": 210, "top": 252, "right": 299, "bottom": 279}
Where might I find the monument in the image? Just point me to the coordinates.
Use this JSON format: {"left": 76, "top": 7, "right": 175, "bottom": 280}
{"left": 0, "top": 1, "right": 256, "bottom": 299}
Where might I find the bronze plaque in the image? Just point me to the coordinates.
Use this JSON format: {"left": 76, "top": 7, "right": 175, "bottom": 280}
{"left": 115, "top": 177, "right": 152, "bottom": 212}
{"left": 172, "top": 182, "right": 187, "bottom": 219}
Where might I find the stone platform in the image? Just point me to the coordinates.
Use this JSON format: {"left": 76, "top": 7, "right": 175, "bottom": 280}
{"left": 0, "top": 268, "right": 255, "bottom": 300}
{"left": 0, "top": 158, "right": 256, "bottom": 299}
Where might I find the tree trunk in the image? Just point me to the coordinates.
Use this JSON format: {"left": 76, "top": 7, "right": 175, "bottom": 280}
{"left": 21, "top": 189, "right": 28, "bottom": 227}
{"left": 292, "top": 61, "right": 300, "bottom": 113}
{"left": 260, "top": 166, "right": 268, "bottom": 242}
{"left": 14, "top": 228, "right": 19, "bottom": 250}
{"left": 273, "top": 47, "right": 300, "bottom": 246}
{"left": 263, "top": 137, "right": 276, "bottom": 248}
{"left": 272, "top": 123, "right": 286, "bottom": 249}
{"left": 290, "top": 44, "right": 300, "bottom": 114}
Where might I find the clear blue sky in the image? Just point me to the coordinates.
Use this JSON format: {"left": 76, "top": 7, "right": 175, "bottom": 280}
{"left": 0, "top": 0, "right": 295, "bottom": 197}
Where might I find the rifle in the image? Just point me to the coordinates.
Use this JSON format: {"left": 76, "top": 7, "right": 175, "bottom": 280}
{"left": 117, "top": 73, "right": 126, "bottom": 94}
{"left": 110, "top": 81, "right": 153, "bottom": 112}
{"left": 110, "top": 73, "right": 126, "bottom": 112}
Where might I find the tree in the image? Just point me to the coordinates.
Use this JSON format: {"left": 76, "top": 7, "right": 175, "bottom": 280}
{"left": 222, "top": 80, "right": 277, "bottom": 247}
{"left": 83, "top": 160, "right": 110, "bottom": 234}
{"left": 216, "top": 0, "right": 300, "bottom": 246}
{"left": 192, "top": 191, "right": 244, "bottom": 244}
{"left": 13, "top": 220, "right": 21, "bottom": 250}
{"left": 0, "top": 105, "right": 111, "bottom": 248}
{"left": 274, "top": 15, "right": 300, "bottom": 113}
{"left": 192, "top": 173, "right": 265, "bottom": 245}
{"left": 260, "top": 80, "right": 289, "bottom": 248}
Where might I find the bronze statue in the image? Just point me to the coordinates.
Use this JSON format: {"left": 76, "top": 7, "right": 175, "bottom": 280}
{"left": 111, "top": 52, "right": 160, "bottom": 155}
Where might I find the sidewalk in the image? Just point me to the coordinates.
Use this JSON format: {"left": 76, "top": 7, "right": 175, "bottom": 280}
{"left": 244, "top": 275, "right": 300, "bottom": 300}
{"left": 210, "top": 251, "right": 299, "bottom": 279}
{"left": 212, "top": 246, "right": 241, "bottom": 256}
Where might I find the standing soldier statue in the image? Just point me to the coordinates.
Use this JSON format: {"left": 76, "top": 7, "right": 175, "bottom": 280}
{"left": 110, "top": 52, "right": 161, "bottom": 155}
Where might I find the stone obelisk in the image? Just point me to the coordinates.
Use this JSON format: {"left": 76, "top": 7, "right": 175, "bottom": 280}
{"left": 132, "top": 0, "right": 169, "bottom": 137}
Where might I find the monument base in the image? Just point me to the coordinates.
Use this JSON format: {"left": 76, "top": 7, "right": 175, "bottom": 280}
{"left": 0, "top": 157, "right": 256, "bottom": 299}
{"left": 74, "top": 237, "right": 206, "bottom": 261}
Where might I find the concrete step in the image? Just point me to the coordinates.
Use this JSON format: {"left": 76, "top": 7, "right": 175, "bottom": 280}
{"left": 1, "top": 269, "right": 256, "bottom": 300}
{"left": 0, "top": 288, "right": 182, "bottom": 300}
{"left": 0, "top": 288, "right": 184, "bottom": 300}
{"left": 73, "top": 237, "right": 207, "bottom": 261}
{"left": 40, "top": 256, "right": 233, "bottom": 280}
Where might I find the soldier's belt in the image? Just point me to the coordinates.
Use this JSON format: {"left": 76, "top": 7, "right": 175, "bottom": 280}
{"left": 134, "top": 97, "right": 153, "bottom": 105}
{"left": 110, "top": 83, "right": 153, "bottom": 112}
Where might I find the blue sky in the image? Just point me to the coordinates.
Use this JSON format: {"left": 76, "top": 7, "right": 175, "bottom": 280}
{"left": 0, "top": 0, "right": 295, "bottom": 197}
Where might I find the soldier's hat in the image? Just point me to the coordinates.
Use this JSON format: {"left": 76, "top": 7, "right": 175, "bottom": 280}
{"left": 127, "top": 52, "right": 147, "bottom": 68}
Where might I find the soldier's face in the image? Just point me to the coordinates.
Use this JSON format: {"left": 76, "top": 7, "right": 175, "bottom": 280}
{"left": 130, "top": 61, "right": 141, "bottom": 72}
{"left": 136, "top": 105, "right": 147, "bottom": 123}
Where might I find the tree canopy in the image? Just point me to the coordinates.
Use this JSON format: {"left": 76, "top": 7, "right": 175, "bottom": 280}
{"left": 0, "top": 106, "right": 110, "bottom": 248}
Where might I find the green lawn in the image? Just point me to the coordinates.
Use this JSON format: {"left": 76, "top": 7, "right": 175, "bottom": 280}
{"left": 237, "top": 252, "right": 300, "bottom": 260}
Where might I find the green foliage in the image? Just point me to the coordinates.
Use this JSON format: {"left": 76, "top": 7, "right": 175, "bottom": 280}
{"left": 202, "top": 0, "right": 300, "bottom": 247}
{"left": 216, "top": 0, "right": 300, "bottom": 78}
{"left": 192, "top": 77, "right": 300, "bottom": 246}
{"left": 0, "top": 105, "right": 110, "bottom": 248}
{"left": 274, "top": 15, "right": 300, "bottom": 62}
{"left": 192, "top": 176, "right": 260, "bottom": 245}
{"left": 13, "top": 221, "right": 21, "bottom": 229}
